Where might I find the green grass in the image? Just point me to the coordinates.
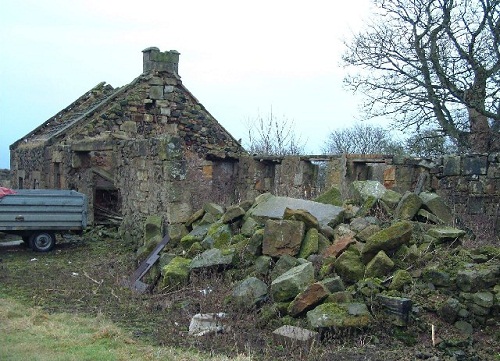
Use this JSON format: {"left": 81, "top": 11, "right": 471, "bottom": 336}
{"left": 0, "top": 295, "right": 252, "bottom": 361}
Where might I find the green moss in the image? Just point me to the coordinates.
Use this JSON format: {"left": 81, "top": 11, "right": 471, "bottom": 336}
{"left": 317, "top": 302, "right": 347, "bottom": 316}
{"left": 362, "top": 221, "right": 413, "bottom": 263}
{"left": 144, "top": 215, "right": 163, "bottom": 241}
{"left": 180, "top": 234, "right": 200, "bottom": 250}
{"left": 186, "top": 242, "right": 203, "bottom": 257}
{"left": 298, "top": 228, "right": 319, "bottom": 259}
{"left": 356, "top": 196, "right": 378, "bottom": 217}
{"left": 368, "top": 221, "right": 413, "bottom": 243}
{"left": 136, "top": 235, "right": 162, "bottom": 263}
{"left": 314, "top": 187, "right": 342, "bottom": 206}
{"left": 319, "top": 256, "right": 336, "bottom": 279}
{"left": 389, "top": 269, "right": 413, "bottom": 291}
{"left": 159, "top": 256, "right": 191, "bottom": 290}
{"left": 207, "top": 223, "right": 232, "bottom": 249}
{"left": 256, "top": 304, "right": 280, "bottom": 328}
{"left": 334, "top": 249, "right": 365, "bottom": 283}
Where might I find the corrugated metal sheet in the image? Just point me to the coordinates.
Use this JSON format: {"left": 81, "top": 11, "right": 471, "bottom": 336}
{"left": 0, "top": 189, "right": 88, "bottom": 231}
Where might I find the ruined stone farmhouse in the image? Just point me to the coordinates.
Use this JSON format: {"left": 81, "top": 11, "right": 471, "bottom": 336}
{"left": 9, "top": 47, "right": 255, "bottom": 236}
{"left": 8, "top": 47, "right": 500, "bottom": 239}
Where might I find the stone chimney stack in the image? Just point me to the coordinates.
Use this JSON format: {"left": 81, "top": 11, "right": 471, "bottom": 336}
{"left": 142, "top": 47, "right": 180, "bottom": 74}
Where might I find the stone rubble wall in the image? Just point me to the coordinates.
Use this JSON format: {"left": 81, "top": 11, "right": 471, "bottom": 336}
{"left": 3, "top": 151, "right": 498, "bottom": 238}
{"left": 238, "top": 152, "right": 499, "bottom": 235}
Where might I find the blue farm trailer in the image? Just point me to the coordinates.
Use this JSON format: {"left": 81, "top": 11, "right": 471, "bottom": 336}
{"left": 0, "top": 189, "right": 88, "bottom": 252}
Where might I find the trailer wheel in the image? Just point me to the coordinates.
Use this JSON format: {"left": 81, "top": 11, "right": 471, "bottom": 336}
{"left": 29, "top": 232, "right": 56, "bottom": 252}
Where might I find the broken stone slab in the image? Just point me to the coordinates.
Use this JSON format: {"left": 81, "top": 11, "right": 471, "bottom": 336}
{"left": 246, "top": 195, "right": 344, "bottom": 228}
{"left": 472, "top": 291, "right": 494, "bottom": 308}
{"left": 182, "top": 207, "right": 204, "bottom": 229}
{"left": 427, "top": 226, "right": 466, "bottom": 243}
{"left": 394, "top": 191, "right": 422, "bottom": 220}
{"left": 361, "top": 220, "right": 413, "bottom": 263}
{"left": 240, "top": 217, "right": 260, "bottom": 237}
{"left": 287, "top": 282, "right": 330, "bottom": 317}
{"left": 365, "top": 250, "right": 394, "bottom": 278}
{"left": 254, "top": 255, "right": 272, "bottom": 276}
{"left": 201, "top": 223, "right": 232, "bottom": 249}
{"left": 180, "top": 224, "right": 210, "bottom": 249}
{"left": 272, "top": 325, "right": 319, "bottom": 347}
{"left": 270, "top": 255, "right": 303, "bottom": 281}
{"left": 322, "top": 234, "right": 356, "bottom": 258}
{"left": 320, "top": 276, "right": 345, "bottom": 293}
{"left": 389, "top": 269, "right": 413, "bottom": 291}
{"left": 349, "top": 217, "right": 376, "bottom": 233}
{"left": 144, "top": 215, "right": 163, "bottom": 242}
{"left": 417, "top": 209, "right": 444, "bottom": 225}
{"left": 231, "top": 276, "right": 268, "bottom": 308}
{"left": 262, "top": 219, "right": 305, "bottom": 257}
{"left": 188, "top": 312, "right": 227, "bottom": 336}
{"left": 283, "top": 207, "right": 320, "bottom": 229}
{"left": 334, "top": 247, "right": 365, "bottom": 283}
{"left": 271, "top": 262, "right": 315, "bottom": 302}
{"left": 306, "top": 302, "right": 372, "bottom": 329}
{"left": 298, "top": 228, "right": 319, "bottom": 259}
{"left": 159, "top": 256, "right": 191, "bottom": 291}
{"left": 381, "top": 189, "right": 402, "bottom": 208}
{"left": 189, "top": 248, "right": 234, "bottom": 270}
{"left": 350, "top": 180, "right": 387, "bottom": 202}
{"left": 203, "top": 202, "right": 225, "bottom": 216}
{"left": 419, "top": 191, "right": 454, "bottom": 224}
{"left": 247, "top": 228, "right": 264, "bottom": 256}
{"left": 456, "top": 263, "right": 500, "bottom": 292}
{"left": 355, "top": 224, "right": 381, "bottom": 243}
{"left": 221, "top": 205, "right": 246, "bottom": 224}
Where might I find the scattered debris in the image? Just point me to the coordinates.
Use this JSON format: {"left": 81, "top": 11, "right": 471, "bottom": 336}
{"left": 188, "top": 313, "right": 227, "bottom": 336}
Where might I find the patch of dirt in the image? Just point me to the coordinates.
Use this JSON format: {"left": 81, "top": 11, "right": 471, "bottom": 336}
{"left": 0, "top": 229, "right": 497, "bottom": 361}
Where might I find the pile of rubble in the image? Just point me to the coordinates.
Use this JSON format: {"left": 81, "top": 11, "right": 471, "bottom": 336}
{"left": 137, "top": 180, "right": 499, "bottom": 353}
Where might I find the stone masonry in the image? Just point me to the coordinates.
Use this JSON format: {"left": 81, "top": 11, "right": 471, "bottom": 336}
{"left": 5, "top": 47, "right": 499, "bottom": 240}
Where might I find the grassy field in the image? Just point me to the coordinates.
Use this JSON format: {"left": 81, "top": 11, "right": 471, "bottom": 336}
{"left": 0, "top": 295, "right": 253, "bottom": 361}
{"left": 1, "top": 228, "right": 498, "bottom": 361}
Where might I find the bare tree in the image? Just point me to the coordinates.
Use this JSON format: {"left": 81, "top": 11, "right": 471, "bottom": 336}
{"left": 343, "top": 0, "right": 500, "bottom": 153}
{"left": 405, "top": 128, "right": 458, "bottom": 157}
{"left": 322, "top": 123, "right": 404, "bottom": 155}
{"left": 245, "top": 109, "right": 306, "bottom": 156}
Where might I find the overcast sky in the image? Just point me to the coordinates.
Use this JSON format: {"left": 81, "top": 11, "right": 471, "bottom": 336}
{"left": 0, "top": 0, "right": 380, "bottom": 169}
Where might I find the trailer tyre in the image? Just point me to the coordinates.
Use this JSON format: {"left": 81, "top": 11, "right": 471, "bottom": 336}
{"left": 29, "top": 232, "right": 56, "bottom": 252}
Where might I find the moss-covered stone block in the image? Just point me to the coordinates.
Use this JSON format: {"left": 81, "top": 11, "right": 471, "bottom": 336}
{"left": 159, "top": 256, "right": 191, "bottom": 290}
{"left": 361, "top": 221, "right": 413, "bottom": 263}
{"left": 136, "top": 234, "right": 162, "bottom": 263}
{"left": 144, "top": 215, "right": 163, "bottom": 242}
{"left": 389, "top": 269, "right": 413, "bottom": 291}
{"left": 298, "top": 228, "right": 319, "bottom": 259}
{"left": 307, "top": 302, "right": 372, "bottom": 329}
{"left": 395, "top": 192, "right": 422, "bottom": 220}
{"left": 180, "top": 224, "right": 210, "bottom": 250}
{"left": 334, "top": 247, "right": 365, "bottom": 283}
{"left": 365, "top": 250, "right": 394, "bottom": 278}
{"left": 314, "top": 187, "right": 343, "bottom": 206}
